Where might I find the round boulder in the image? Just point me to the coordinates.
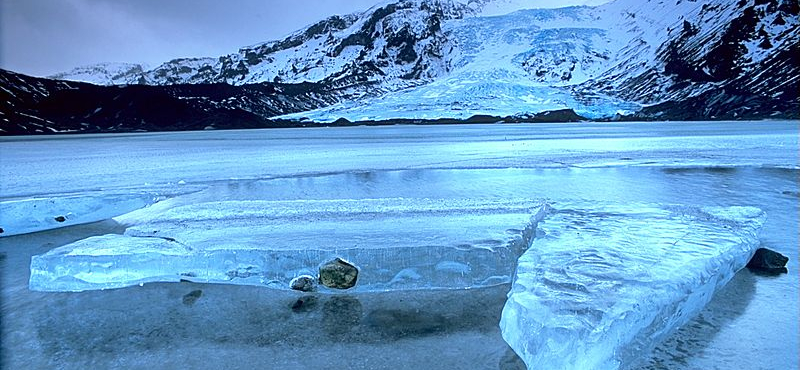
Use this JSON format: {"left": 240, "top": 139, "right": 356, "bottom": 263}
{"left": 319, "top": 258, "right": 359, "bottom": 290}
{"left": 290, "top": 275, "right": 317, "bottom": 292}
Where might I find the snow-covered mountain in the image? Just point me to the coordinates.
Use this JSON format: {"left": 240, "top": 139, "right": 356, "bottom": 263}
{"left": 50, "top": 0, "right": 798, "bottom": 118}
{"left": 51, "top": 0, "right": 472, "bottom": 92}
{"left": 48, "top": 62, "right": 149, "bottom": 86}
{"left": 282, "top": 0, "right": 798, "bottom": 121}
{"left": 0, "top": 69, "right": 346, "bottom": 135}
{"left": 3, "top": 0, "right": 797, "bottom": 134}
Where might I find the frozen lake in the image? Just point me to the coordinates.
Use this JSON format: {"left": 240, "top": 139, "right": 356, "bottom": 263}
{"left": 1, "top": 121, "right": 798, "bottom": 369}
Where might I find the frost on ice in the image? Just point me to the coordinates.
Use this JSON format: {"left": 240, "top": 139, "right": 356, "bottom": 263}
{"left": 30, "top": 198, "right": 547, "bottom": 292}
{"left": 500, "top": 203, "right": 765, "bottom": 370}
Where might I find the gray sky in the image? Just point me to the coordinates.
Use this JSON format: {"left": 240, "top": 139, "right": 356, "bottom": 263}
{"left": 1, "top": 0, "right": 608, "bottom": 77}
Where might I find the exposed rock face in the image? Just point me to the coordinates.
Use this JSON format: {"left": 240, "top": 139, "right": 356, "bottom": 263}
{"left": 319, "top": 258, "right": 359, "bottom": 290}
{"left": 0, "top": 69, "right": 342, "bottom": 135}
{"left": 747, "top": 248, "right": 789, "bottom": 274}
{"left": 602, "top": 0, "right": 800, "bottom": 120}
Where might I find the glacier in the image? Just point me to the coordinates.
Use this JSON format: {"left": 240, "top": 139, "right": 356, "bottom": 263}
{"left": 280, "top": 6, "right": 642, "bottom": 122}
{"left": 30, "top": 198, "right": 547, "bottom": 292}
{"left": 500, "top": 203, "right": 766, "bottom": 370}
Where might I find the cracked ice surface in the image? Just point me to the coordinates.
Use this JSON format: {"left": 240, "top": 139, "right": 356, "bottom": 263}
{"left": 30, "top": 198, "right": 547, "bottom": 292}
{"left": 500, "top": 203, "right": 765, "bottom": 370}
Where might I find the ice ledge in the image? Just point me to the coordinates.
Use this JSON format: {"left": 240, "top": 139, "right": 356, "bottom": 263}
{"left": 0, "top": 192, "right": 161, "bottom": 237}
{"left": 500, "top": 203, "right": 766, "bottom": 370}
{"left": 30, "top": 198, "right": 548, "bottom": 292}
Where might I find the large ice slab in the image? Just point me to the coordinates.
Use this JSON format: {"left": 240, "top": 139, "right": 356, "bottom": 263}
{"left": 30, "top": 198, "right": 547, "bottom": 292}
{"left": 0, "top": 191, "right": 161, "bottom": 237}
{"left": 500, "top": 203, "right": 765, "bottom": 370}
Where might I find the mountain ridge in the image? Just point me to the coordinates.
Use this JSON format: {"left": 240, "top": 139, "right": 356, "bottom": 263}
{"left": 2, "top": 0, "right": 798, "bottom": 135}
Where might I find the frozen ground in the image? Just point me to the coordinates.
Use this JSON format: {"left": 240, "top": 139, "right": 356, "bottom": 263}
{"left": 1, "top": 120, "right": 798, "bottom": 369}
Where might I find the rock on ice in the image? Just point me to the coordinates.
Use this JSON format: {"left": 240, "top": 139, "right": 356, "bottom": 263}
{"left": 30, "top": 198, "right": 547, "bottom": 292}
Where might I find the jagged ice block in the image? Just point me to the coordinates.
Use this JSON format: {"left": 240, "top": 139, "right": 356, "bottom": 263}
{"left": 500, "top": 203, "right": 765, "bottom": 370}
{"left": 30, "top": 198, "right": 547, "bottom": 292}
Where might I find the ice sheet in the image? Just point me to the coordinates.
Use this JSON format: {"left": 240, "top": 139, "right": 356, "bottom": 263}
{"left": 500, "top": 203, "right": 765, "bottom": 370}
{"left": 2, "top": 122, "right": 797, "bottom": 200}
{"left": 30, "top": 198, "right": 547, "bottom": 292}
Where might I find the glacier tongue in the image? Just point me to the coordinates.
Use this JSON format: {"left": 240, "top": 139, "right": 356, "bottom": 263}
{"left": 500, "top": 203, "right": 765, "bottom": 370}
{"left": 30, "top": 198, "right": 547, "bottom": 292}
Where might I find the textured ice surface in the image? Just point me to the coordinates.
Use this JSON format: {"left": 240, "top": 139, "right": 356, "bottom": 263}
{"left": 278, "top": 6, "right": 645, "bottom": 122}
{"left": 3, "top": 122, "right": 796, "bottom": 199}
{"left": 0, "top": 192, "right": 160, "bottom": 237}
{"left": 30, "top": 198, "right": 547, "bottom": 292}
{"left": 500, "top": 203, "right": 765, "bottom": 370}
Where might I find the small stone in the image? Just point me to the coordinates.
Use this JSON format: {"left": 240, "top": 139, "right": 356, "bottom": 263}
{"left": 290, "top": 275, "right": 317, "bottom": 292}
{"left": 319, "top": 258, "right": 359, "bottom": 290}
{"left": 747, "top": 248, "right": 789, "bottom": 274}
{"left": 54, "top": 216, "right": 67, "bottom": 223}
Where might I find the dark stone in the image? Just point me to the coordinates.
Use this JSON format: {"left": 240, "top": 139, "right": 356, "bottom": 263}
{"left": 747, "top": 248, "right": 789, "bottom": 274}
{"left": 289, "top": 275, "right": 317, "bottom": 292}
{"left": 0, "top": 227, "right": 4, "bottom": 234}
{"left": 182, "top": 289, "right": 203, "bottom": 306}
{"left": 54, "top": 216, "right": 66, "bottom": 223}
{"left": 291, "top": 295, "right": 318, "bottom": 312}
{"left": 319, "top": 258, "right": 359, "bottom": 289}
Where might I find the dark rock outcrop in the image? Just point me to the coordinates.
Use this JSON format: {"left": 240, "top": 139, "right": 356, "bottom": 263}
{"left": 0, "top": 69, "right": 342, "bottom": 135}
